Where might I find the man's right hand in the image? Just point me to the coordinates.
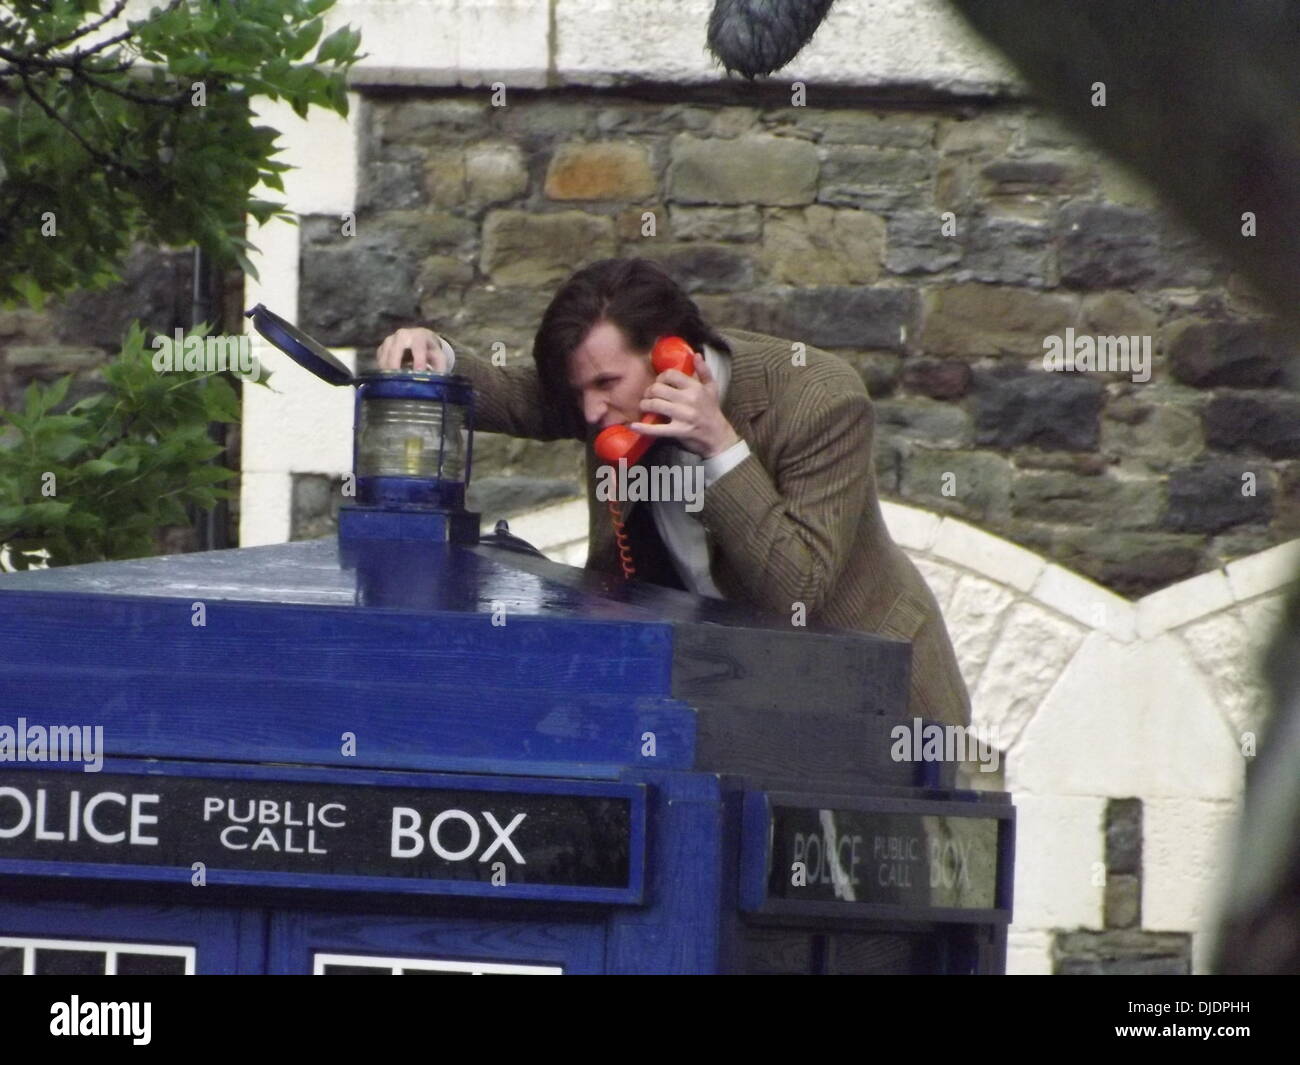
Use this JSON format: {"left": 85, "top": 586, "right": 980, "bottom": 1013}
{"left": 375, "top": 327, "right": 448, "bottom": 372}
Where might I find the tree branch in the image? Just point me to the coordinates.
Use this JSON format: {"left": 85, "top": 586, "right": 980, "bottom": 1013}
{"left": 32, "top": 0, "right": 129, "bottom": 56}
{"left": 18, "top": 71, "right": 145, "bottom": 181}
{"left": 74, "top": 65, "right": 190, "bottom": 107}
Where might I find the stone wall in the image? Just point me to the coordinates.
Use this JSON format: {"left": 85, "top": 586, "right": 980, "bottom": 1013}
{"left": 295, "top": 91, "right": 1299, "bottom": 597}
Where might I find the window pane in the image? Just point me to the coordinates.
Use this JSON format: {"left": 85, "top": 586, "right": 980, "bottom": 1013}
{"left": 116, "top": 953, "right": 188, "bottom": 976}
{"left": 35, "top": 949, "right": 106, "bottom": 975}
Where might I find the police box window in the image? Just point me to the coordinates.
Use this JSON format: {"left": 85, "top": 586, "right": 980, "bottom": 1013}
{"left": 0, "top": 937, "right": 194, "bottom": 975}
{"left": 312, "top": 953, "right": 560, "bottom": 976}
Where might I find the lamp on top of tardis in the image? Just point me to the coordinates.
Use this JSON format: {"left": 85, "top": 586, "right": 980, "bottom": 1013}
{"left": 244, "top": 304, "right": 480, "bottom": 560}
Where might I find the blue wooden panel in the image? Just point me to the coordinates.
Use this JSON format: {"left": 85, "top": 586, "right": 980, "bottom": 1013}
{"left": 0, "top": 667, "right": 696, "bottom": 775}
{"left": 0, "top": 589, "right": 676, "bottom": 694}
{"left": 0, "top": 580, "right": 700, "bottom": 771}
{"left": 604, "top": 769, "right": 727, "bottom": 974}
{"left": 738, "top": 790, "right": 773, "bottom": 913}
{"left": 0, "top": 898, "right": 265, "bottom": 975}
{"left": 267, "top": 911, "right": 606, "bottom": 975}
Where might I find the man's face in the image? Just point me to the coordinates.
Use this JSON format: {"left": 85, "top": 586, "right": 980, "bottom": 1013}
{"left": 567, "top": 319, "right": 657, "bottom": 433}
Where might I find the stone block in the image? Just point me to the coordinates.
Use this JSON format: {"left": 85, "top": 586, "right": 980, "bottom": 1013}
{"left": 759, "top": 205, "right": 884, "bottom": 284}
{"left": 667, "top": 205, "right": 762, "bottom": 242}
{"left": 973, "top": 368, "right": 1104, "bottom": 451}
{"left": 375, "top": 99, "right": 493, "bottom": 144}
{"left": 1041, "top": 528, "right": 1202, "bottom": 597}
{"left": 1053, "top": 931, "right": 1191, "bottom": 975}
{"left": 793, "top": 110, "right": 937, "bottom": 148}
{"left": 979, "top": 153, "right": 1094, "bottom": 197}
{"left": 972, "top": 601, "right": 1086, "bottom": 745}
{"left": 1166, "top": 318, "right": 1297, "bottom": 388}
{"left": 1058, "top": 202, "right": 1221, "bottom": 289}
{"left": 900, "top": 450, "right": 1013, "bottom": 522}
{"left": 466, "top": 143, "right": 530, "bottom": 206}
{"left": 874, "top": 397, "right": 973, "bottom": 448}
{"left": 1009, "top": 794, "right": 1105, "bottom": 930}
{"left": 884, "top": 210, "right": 963, "bottom": 275}
{"left": 480, "top": 210, "right": 617, "bottom": 286}
{"left": 921, "top": 283, "right": 1077, "bottom": 358}
{"left": 759, "top": 286, "right": 920, "bottom": 352}
{"left": 953, "top": 215, "right": 1056, "bottom": 287}
{"left": 1105, "top": 798, "right": 1142, "bottom": 874}
{"left": 645, "top": 243, "right": 753, "bottom": 293}
{"left": 1079, "top": 290, "right": 1160, "bottom": 339}
{"left": 901, "top": 358, "right": 972, "bottom": 400}
{"left": 668, "top": 134, "right": 818, "bottom": 206}
{"left": 1143, "top": 798, "right": 1242, "bottom": 932}
{"left": 1162, "top": 458, "right": 1274, "bottom": 534}
{"left": 817, "top": 145, "right": 936, "bottom": 212}
{"left": 1178, "top": 610, "right": 1271, "bottom": 741}
{"left": 1013, "top": 632, "right": 1240, "bottom": 800}
{"left": 1104, "top": 874, "right": 1141, "bottom": 929}
{"left": 1203, "top": 393, "right": 1300, "bottom": 458}
{"left": 944, "top": 574, "right": 1016, "bottom": 689}
{"left": 544, "top": 141, "right": 656, "bottom": 201}
{"left": 1100, "top": 398, "right": 1203, "bottom": 470}
{"left": 1013, "top": 468, "right": 1163, "bottom": 528}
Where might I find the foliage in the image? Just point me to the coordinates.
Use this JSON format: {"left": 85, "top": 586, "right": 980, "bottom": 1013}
{"left": 0, "top": 322, "right": 272, "bottom": 570}
{"left": 0, "top": 0, "right": 362, "bottom": 307}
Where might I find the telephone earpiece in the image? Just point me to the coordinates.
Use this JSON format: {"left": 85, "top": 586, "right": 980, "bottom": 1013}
{"left": 593, "top": 336, "right": 697, "bottom": 465}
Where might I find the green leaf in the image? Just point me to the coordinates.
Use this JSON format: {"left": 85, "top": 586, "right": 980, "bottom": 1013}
{"left": 21, "top": 500, "right": 72, "bottom": 524}
{"left": 79, "top": 458, "right": 124, "bottom": 477}
{"left": 316, "top": 25, "right": 360, "bottom": 64}
{"left": 12, "top": 275, "right": 46, "bottom": 311}
{"left": 44, "top": 374, "right": 72, "bottom": 411}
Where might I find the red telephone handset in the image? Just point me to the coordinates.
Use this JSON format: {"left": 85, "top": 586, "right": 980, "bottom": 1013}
{"left": 593, "top": 335, "right": 698, "bottom": 581}
{"left": 593, "top": 336, "right": 697, "bottom": 465}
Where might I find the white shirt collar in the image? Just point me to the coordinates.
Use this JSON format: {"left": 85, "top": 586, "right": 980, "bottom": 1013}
{"left": 701, "top": 342, "right": 730, "bottom": 403}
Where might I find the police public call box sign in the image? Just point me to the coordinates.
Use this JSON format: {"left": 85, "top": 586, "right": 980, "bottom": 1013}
{"left": 0, "top": 763, "right": 646, "bottom": 905}
{"left": 740, "top": 791, "right": 1012, "bottom": 921}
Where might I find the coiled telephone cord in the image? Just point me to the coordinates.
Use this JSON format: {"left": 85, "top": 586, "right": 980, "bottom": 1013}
{"left": 608, "top": 498, "right": 636, "bottom": 580}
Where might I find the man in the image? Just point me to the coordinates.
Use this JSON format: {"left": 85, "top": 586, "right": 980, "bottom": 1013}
{"left": 377, "top": 258, "right": 970, "bottom": 727}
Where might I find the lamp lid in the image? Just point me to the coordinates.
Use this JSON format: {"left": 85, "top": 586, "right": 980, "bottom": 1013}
{"left": 244, "top": 303, "right": 355, "bottom": 386}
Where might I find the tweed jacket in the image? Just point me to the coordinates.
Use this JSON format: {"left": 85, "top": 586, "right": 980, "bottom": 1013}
{"left": 443, "top": 327, "right": 972, "bottom": 726}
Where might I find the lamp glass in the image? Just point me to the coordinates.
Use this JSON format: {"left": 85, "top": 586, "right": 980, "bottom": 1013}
{"left": 356, "top": 397, "right": 467, "bottom": 481}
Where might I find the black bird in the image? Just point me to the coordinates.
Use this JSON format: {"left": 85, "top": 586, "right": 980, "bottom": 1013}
{"left": 707, "top": 0, "right": 837, "bottom": 79}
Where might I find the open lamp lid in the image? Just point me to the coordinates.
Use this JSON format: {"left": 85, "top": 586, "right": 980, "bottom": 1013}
{"left": 244, "top": 303, "right": 355, "bottom": 386}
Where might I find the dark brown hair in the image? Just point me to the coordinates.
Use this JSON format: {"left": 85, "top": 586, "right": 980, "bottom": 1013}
{"left": 532, "top": 258, "right": 734, "bottom": 438}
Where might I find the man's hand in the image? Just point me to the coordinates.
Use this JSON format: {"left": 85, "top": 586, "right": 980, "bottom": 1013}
{"left": 630, "top": 350, "right": 741, "bottom": 459}
{"left": 375, "top": 327, "right": 448, "bottom": 372}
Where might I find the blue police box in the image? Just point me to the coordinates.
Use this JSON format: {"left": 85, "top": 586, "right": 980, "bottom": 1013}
{"left": 0, "top": 311, "right": 1013, "bottom": 975}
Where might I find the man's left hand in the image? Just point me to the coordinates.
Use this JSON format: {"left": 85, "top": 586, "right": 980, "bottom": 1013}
{"left": 630, "top": 351, "right": 741, "bottom": 459}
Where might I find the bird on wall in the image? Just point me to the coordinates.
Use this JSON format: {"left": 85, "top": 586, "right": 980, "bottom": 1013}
{"left": 706, "top": 0, "right": 1300, "bottom": 977}
{"left": 707, "top": 0, "right": 837, "bottom": 79}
